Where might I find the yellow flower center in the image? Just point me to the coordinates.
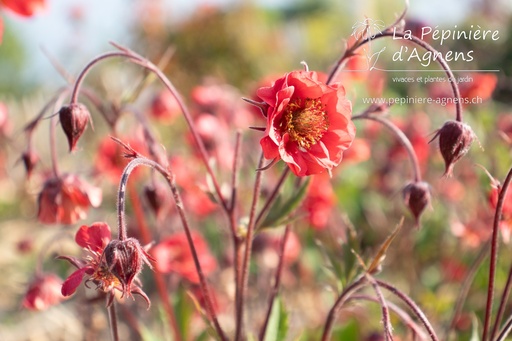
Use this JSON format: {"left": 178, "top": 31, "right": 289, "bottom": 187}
{"left": 281, "top": 98, "right": 329, "bottom": 149}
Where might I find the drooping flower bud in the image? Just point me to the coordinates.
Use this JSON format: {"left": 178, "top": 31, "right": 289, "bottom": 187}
{"left": 430, "top": 121, "right": 475, "bottom": 176}
{"left": 143, "top": 183, "right": 169, "bottom": 218}
{"left": 403, "top": 181, "right": 431, "bottom": 227}
{"left": 20, "top": 149, "right": 39, "bottom": 178}
{"left": 59, "top": 103, "right": 90, "bottom": 151}
{"left": 103, "top": 238, "right": 153, "bottom": 297}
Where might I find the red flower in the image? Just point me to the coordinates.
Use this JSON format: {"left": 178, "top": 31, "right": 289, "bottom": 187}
{"left": 37, "top": 174, "right": 102, "bottom": 225}
{"left": 257, "top": 70, "right": 355, "bottom": 176}
{"left": 149, "top": 90, "right": 181, "bottom": 123}
{"left": 151, "top": 231, "right": 217, "bottom": 283}
{"left": 0, "top": 0, "right": 46, "bottom": 43}
{"left": 95, "top": 135, "right": 147, "bottom": 183}
{"left": 22, "top": 273, "right": 64, "bottom": 311}
{"left": 302, "top": 173, "right": 336, "bottom": 229}
{"left": 59, "top": 222, "right": 152, "bottom": 307}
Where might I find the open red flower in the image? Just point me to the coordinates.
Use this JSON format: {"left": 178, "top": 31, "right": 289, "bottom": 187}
{"left": 151, "top": 231, "right": 217, "bottom": 283}
{"left": 37, "top": 173, "right": 102, "bottom": 225}
{"left": 59, "top": 222, "right": 152, "bottom": 308}
{"left": 257, "top": 70, "right": 355, "bottom": 176}
{"left": 22, "top": 273, "right": 64, "bottom": 311}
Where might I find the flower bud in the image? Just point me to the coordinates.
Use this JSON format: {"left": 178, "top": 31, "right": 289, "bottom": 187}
{"left": 403, "top": 181, "right": 431, "bottom": 227}
{"left": 144, "top": 183, "right": 168, "bottom": 218}
{"left": 431, "top": 121, "right": 475, "bottom": 176}
{"left": 103, "top": 238, "right": 153, "bottom": 296}
{"left": 21, "top": 149, "right": 39, "bottom": 178}
{"left": 59, "top": 103, "right": 90, "bottom": 151}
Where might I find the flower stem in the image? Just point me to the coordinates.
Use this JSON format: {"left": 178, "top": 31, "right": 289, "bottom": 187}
{"left": 118, "top": 155, "right": 227, "bottom": 341}
{"left": 258, "top": 224, "right": 291, "bottom": 341}
{"left": 107, "top": 300, "right": 119, "bottom": 341}
{"left": 353, "top": 111, "right": 422, "bottom": 182}
{"left": 376, "top": 280, "right": 439, "bottom": 341}
{"left": 482, "top": 165, "right": 512, "bottom": 341}
{"left": 490, "top": 261, "right": 512, "bottom": 340}
{"left": 328, "top": 30, "right": 463, "bottom": 122}
{"left": 255, "top": 167, "right": 291, "bottom": 227}
{"left": 69, "top": 46, "right": 229, "bottom": 213}
{"left": 235, "top": 154, "right": 265, "bottom": 341}
{"left": 445, "top": 242, "right": 489, "bottom": 340}
{"left": 321, "top": 276, "right": 367, "bottom": 341}
{"left": 128, "top": 182, "right": 183, "bottom": 341}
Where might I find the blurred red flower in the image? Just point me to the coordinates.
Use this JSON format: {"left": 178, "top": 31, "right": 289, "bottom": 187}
{"left": 1, "top": 0, "right": 46, "bottom": 16}
{"left": 302, "top": 173, "right": 336, "bottom": 229}
{"left": 95, "top": 135, "right": 147, "bottom": 183}
{"left": 257, "top": 70, "right": 355, "bottom": 176}
{"left": 149, "top": 90, "right": 182, "bottom": 124}
{"left": 37, "top": 174, "right": 102, "bottom": 225}
{"left": 22, "top": 273, "right": 64, "bottom": 311}
{"left": 0, "top": 0, "right": 46, "bottom": 43}
{"left": 151, "top": 231, "right": 217, "bottom": 283}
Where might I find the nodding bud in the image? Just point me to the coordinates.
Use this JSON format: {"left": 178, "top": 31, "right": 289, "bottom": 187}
{"left": 103, "top": 238, "right": 153, "bottom": 297}
{"left": 430, "top": 121, "right": 475, "bottom": 176}
{"left": 21, "top": 149, "right": 39, "bottom": 178}
{"left": 143, "top": 184, "right": 167, "bottom": 218}
{"left": 403, "top": 181, "right": 431, "bottom": 227}
{"left": 59, "top": 103, "right": 90, "bottom": 151}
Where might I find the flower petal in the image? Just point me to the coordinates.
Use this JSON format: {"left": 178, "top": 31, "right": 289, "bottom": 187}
{"left": 61, "top": 267, "right": 88, "bottom": 297}
{"left": 75, "top": 222, "right": 111, "bottom": 252}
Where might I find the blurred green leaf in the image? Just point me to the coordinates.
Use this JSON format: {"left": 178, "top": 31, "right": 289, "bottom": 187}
{"left": 263, "top": 296, "right": 289, "bottom": 341}
{"left": 331, "top": 319, "right": 359, "bottom": 341}
{"left": 259, "top": 177, "right": 310, "bottom": 229}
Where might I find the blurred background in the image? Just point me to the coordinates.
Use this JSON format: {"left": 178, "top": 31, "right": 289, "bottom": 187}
{"left": 1, "top": 0, "right": 512, "bottom": 340}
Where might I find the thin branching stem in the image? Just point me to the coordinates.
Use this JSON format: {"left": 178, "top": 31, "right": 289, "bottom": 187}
{"left": 353, "top": 112, "right": 421, "bottom": 182}
{"left": 117, "top": 156, "right": 227, "bottom": 340}
{"left": 259, "top": 224, "right": 291, "bottom": 341}
{"left": 491, "top": 261, "right": 512, "bottom": 340}
{"left": 321, "top": 276, "right": 367, "bottom": 341}
{"left": 349, "top": 295, "right": 428, "bottom": 339}
{"left": 496, "top": 315, "right": 512, "bottom": 341}
{"left": 445, "top": 242, "right": 489, "bottom": 340}
{"left": 235, "top": 154, "right": 265, "bottom": 341}
{"left": 255, "top": 167, "right": 291, "bottom": 227}
{"left": 366, "top": 274, "right": 394, "bottom": 341}
{"left": 376, "top": 280, "right": 439, "bottom": 341}
{"left": 328, "top": 30, "right": 462, "bottom": 122}
{"left": 483, "top": 166, "right": 512, "bottom": 341}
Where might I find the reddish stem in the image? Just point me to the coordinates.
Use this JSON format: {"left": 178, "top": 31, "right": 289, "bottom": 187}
{"left": 127, "top": 182, "right": 183, "bottom": 341}
{"left": 259, "top": 224, "right": 291, "bottom": 340}
{"left": 107, "top": 300, "right": 120, "bottom": 341}
{"left": 353, "top": 112, "right": 421, "bottom": 182}
{"left": 483, "top": 166, "right": 512, "bottom": 341}
{"left": 235, "top": 154, "right": 265, "bottom": 341}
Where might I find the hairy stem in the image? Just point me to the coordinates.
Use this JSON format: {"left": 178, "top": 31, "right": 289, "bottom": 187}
{"left": 321, "top": 276, "right": 367, "bottom": 341}
{"left": 376, "top": 280, "right": 439, "bottom": 341}
{"left": 107, "top": 300, "right": 119, "bottom": 341}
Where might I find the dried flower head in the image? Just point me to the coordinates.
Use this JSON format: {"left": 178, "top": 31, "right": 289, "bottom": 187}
{"left": 103, "top": 238, "right": 154, "bottom": 297}
{"left": 430, "top": 121, "right": 475, "bottom": 176}
{"left": 59, "top": 103, "right": 90, "bottom": 151}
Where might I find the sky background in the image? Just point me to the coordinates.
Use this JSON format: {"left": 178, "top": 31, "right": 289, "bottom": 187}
{"left": 1, "top": 0, "right": 511, "bottom": 87}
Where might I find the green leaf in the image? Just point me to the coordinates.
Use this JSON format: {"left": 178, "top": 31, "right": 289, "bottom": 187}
{"left": 259, "top": 178, "right": 311, "bottom": 229}
{"left": 331, "top": 319, "right": 359, "bottom": 341}
{"left": 469, "top": 314, "right": 481, "bottom": 341}
{"left": 263, "top": 297, "right": 289, "bottom": 341}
